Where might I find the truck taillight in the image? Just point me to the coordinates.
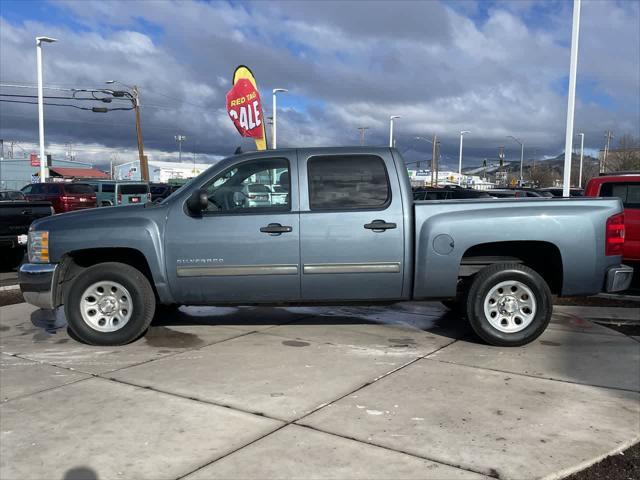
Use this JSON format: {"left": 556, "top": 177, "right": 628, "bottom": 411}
{"left": 605, "top": 213, "right": 625, "bottom": 256}
{"left": 61, "top": 196, "right": 71, "bottom": 202}
{"left": 117, "top": 194, "right": 122, "bottom": 204}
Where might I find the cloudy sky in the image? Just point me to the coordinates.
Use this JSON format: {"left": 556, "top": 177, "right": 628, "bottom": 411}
{"left": 0, "top": 0, "right": 638, "bottom": 170}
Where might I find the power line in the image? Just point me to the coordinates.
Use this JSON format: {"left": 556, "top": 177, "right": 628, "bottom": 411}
{"left": 0, "top": 93, "right": 128, "bottom": 102}
{"left": 0, "top": 98, "right": 134, "bottom": 111}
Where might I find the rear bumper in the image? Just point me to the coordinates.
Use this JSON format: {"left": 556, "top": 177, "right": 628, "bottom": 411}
{"left": 19, "top": 263, "right": 58, "bottom": 309}
{"left": 605, "top": 264, "right": 634, "bottom": 293}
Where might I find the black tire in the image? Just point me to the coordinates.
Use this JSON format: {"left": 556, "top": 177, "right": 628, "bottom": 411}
{"left": 464, "top": 263, "right": 552, "bottom": 347}
{"left": 64, "top": 262, "right": 156, "bottom": 346}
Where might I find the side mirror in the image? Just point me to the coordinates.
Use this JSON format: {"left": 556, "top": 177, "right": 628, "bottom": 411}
{"left": 187, "top": 188, "right": 208, "bottom": 214}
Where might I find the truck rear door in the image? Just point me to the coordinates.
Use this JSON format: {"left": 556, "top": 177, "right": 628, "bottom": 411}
{"left": 298, "top": 149, "right": 405, "bottom": 300}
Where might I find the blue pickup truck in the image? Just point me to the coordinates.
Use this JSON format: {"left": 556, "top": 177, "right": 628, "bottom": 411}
{"left": 19, "top": 147, "right": 633, "bottom": 347}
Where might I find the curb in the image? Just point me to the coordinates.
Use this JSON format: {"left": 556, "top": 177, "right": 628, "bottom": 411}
{"left": 542, "top": 436, "right": 640, "bottom": 480}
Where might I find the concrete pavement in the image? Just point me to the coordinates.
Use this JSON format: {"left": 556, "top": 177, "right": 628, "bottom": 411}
{"left": 1, "top": 302, "right": 638, "bottom": 480}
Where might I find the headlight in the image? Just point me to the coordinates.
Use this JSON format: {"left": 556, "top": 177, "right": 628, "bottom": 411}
{"left": 28, "top": 230, "right": 49, "bottom": 263}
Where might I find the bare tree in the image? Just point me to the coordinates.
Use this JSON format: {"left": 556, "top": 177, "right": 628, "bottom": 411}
{"left": 609, "top": 134, "right": 640, "bottom": 172}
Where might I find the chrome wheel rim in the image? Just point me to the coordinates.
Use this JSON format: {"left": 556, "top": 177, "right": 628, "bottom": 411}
{"left": 483, "top": 280, "right": 536, "bottom": 333}
{"left": 80, "top": 281, "right": 132, "bottom": 332}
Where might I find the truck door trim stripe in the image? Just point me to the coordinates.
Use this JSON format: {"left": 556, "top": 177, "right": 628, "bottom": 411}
{"left": 177, "top": 265, "right": 299, "bottom": 277}
{"left": 303, "top": 262, "right": 401, "bottom": 274}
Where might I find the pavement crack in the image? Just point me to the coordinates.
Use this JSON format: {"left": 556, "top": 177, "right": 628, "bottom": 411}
{"left": 423, "top": 356, "right": 640, "bottom": 394}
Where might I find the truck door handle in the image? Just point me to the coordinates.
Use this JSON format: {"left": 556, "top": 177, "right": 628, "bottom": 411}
{"left": 364, "top": 220, "right": 397, "bottom": 231}
{"left": 260, "top": 223, "right": 293, "bottom": 235}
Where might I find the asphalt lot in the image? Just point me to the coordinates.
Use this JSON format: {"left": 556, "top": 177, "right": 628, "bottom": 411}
{"left": 1, "top": 301, "right": 639, "bottom": 480}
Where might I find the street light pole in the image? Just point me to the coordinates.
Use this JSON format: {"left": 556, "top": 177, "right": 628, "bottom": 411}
{"left": 458, "top": 130, "right": 470, "bottom": 185}
{"left": 578, "top": 132, "right": 584, "bottom": 188}
{"left": 272, "top": 88, "right": 288, "bottom": 149}
{"left": 175, "top": 135, "right": 186, "bottom": 163}
{"left": 36, "top": 36, "right": 57, "bottom": 183}
{"left": 507, "top": 135, "right": 524, "bottom": 186}
{"left": 562, "top": 0, "right": 581, "bottom": 197}
{"left": 389, "top": 116, "right": 400, "bottom": 148}
{"left": 358, "top": 127, "right": 369, "bottom": 146}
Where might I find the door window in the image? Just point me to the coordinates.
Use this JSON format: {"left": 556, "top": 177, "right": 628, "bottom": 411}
{"left": 202, "top": 158, "right": 290, "bottom": 213}
{"left": 307, "top": 155, "right": 390, "bottom": 210}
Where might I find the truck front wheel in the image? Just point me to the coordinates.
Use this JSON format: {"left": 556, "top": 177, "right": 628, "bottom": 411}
{"left": 465, "top": 263, "right": 552, "bottom": 347}
{"left": 64, "top": 262, "right": 156, "bottom": 345}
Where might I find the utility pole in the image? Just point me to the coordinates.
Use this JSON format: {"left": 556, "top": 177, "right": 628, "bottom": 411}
{"left": 602, "top": 130, "right": 613, "bottom": 173}
{"left": 132, "top": 86, "right": 149, "bottom": 181}
{"left": 358, "top": 127, "right": 369, "bottom": 146}
{"left": 175, "top": 135, "right": 186, "bottom": 163}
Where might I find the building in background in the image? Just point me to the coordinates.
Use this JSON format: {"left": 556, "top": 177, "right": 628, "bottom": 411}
{"left": 114, "top": 159, "right": 218, "bottom": 183}
{"left": 0, "top": 157, "right": 100, "bottom": 190}
{"left": 407, "top": 169, "right": 495, "bottom": 190}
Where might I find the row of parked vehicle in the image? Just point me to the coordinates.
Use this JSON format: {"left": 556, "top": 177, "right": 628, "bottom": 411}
{"left": 412, "top": 185, "right": 584, "bottom": 201}
{"left": 0, "top": 180, "right": 179, "bottom": 265}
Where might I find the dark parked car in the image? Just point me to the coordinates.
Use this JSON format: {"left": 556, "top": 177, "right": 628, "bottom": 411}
{"left": 540, "top": 187, "right": 584, "bottom": 197}
{"left": 21, "top": 182, "right": 96, "bottom": 213}
{"left": 0, "top": 190, "right": 26, "bottom": 201}
{"left": 150, "top": 183, "right": 173, "bottom": 202}
{"left": 503, "top": 188, "right": 553, "bottom": 198}
{"left": 413, "top": 186, "right": 491, "bottom": 201}
{"left": 1, "top": 191, "right": 53, "bottom": 263}
{"left": 487, "top": 189, "right": 526, "bottom": 198}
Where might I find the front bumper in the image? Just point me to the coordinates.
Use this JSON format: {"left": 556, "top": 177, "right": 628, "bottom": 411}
{"left": 605, "top": 264, "right": 634, "bottom": 293}
{"left": 19, "top": 263, "right": 58, "bottom": 309}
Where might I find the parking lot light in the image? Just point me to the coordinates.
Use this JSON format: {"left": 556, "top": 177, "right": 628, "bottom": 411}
{"left": 36, "top": 36, "right": 57, "bottom": 183}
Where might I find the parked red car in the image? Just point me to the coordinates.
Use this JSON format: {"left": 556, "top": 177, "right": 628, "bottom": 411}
{"left": 21, "top": 182, "right": 97, "bottom": 214}
{"left": 585, "top": 174, "right": 640, "bottom": 262}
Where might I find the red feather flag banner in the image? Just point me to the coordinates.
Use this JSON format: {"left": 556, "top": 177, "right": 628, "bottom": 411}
{"left": 226, "top": 66, "right": 267, "bottom": 150}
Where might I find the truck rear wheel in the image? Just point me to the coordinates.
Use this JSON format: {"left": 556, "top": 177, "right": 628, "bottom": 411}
{"left": 64, "top": 262, "right": 155, "bottom": 345}
{"left": 465, "top": 263, "right": 552, "bottom": 347}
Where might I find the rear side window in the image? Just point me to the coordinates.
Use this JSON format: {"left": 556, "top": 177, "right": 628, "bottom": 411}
{"left": 307, "top": 155, "right": 390, "bottom": 210}
{"left": 101, "top": 183, "right": 115, "bottom": 193}
{"left": 119, "top": 184, "right": 149, "bottom": 195}
{"left": 600, "top": 182, "right": 640, "bottom": 208}
{"left": 64, "top": 184, "right": 94, "bottom": 194}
